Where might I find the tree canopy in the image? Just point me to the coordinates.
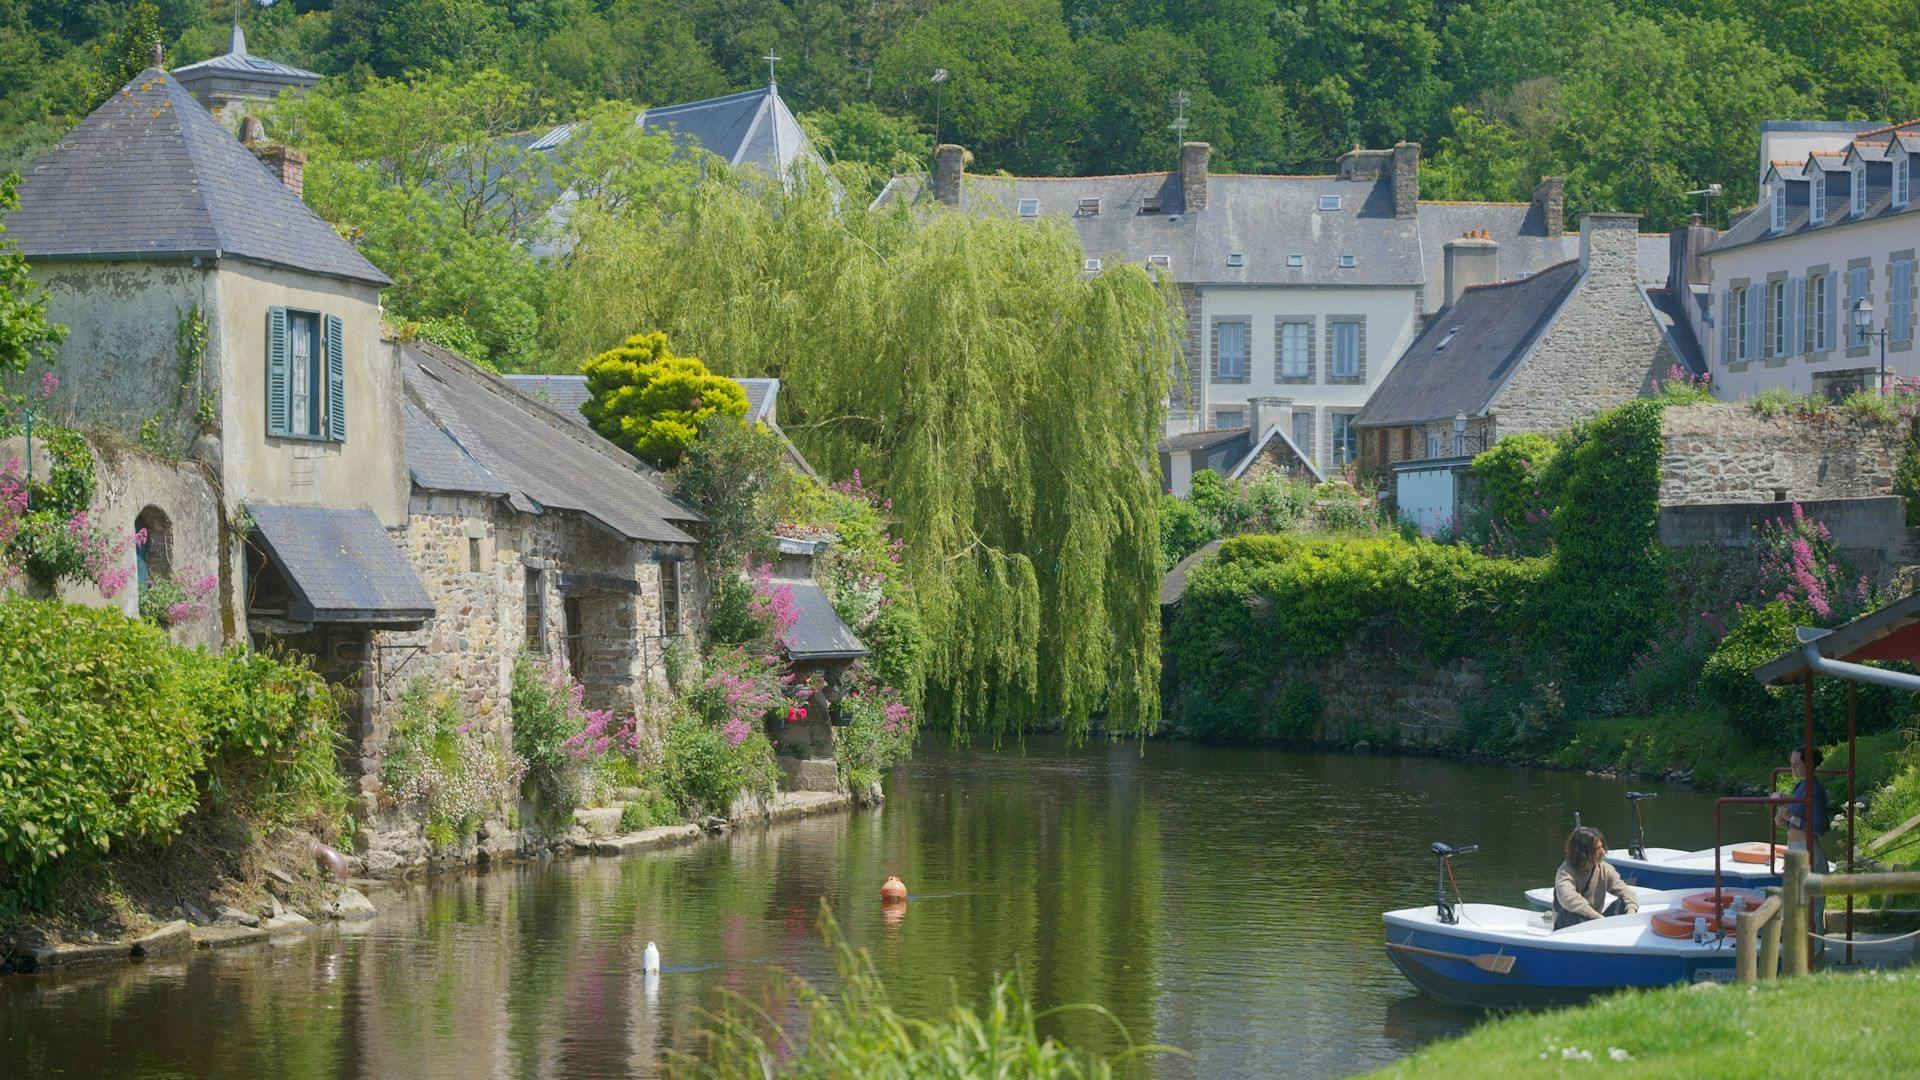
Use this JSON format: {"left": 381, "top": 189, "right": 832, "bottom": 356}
{"left": 581, "top": 332, "right": 749, "bottom": 469}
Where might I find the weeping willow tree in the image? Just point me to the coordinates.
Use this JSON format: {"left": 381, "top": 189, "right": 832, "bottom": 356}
{"left": 545, "top": 169, "right": 1180, "bottom": 741}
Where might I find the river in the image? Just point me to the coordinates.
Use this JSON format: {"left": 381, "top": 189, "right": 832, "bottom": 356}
{"left": 2, "top": 738, "right": 1776, "bottom": 1078}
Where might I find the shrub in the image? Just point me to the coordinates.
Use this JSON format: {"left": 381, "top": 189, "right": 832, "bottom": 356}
{"left": 382, "top": 681, "right": 524, "bottom": 848}
{"left": 0, "top": 596, "right": 347, "bottom": 907}
{"left": 1548, "top": 399, "right": 1666, "bottom": 679}
{"left": 662, "top": 711, "right": 779, "bottom": 816}
{"left": 510, "top": 654, "right": 630, "bottom": 815}
{"left": 1159, "top": 493, "right": 1217, "bottom": 573}
{"left": 580, "top": 331, "right": 749, "bottom": 468}
{"left": 834, "top": 672, "right": 915, "bottom": 791}
{"left": 620, "top": 788, "right": 679, "bottom": 832}
{"left": 1315, "top": 495, "right": 1374, "bottom": 532}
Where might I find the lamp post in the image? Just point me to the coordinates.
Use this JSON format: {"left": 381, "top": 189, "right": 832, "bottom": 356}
{"left": 1851, "top": 298, "right": 1890, "bottom": 393}
{"left": 1452, "top": 412, "right": 1468, "bottom": 456}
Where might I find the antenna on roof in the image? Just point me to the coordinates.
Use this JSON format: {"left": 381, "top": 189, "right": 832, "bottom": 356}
{"left": 763, "top": 50, "right": 780, "bottom": 91}
{"left": 1684, "top": 183, "right": 1722, "bottom": 225}
{"left": 1169, "top": 90, "right": 1191, "bottom": 139}
{"left": 931, "top": 68, "right": 949, "bottom": 147}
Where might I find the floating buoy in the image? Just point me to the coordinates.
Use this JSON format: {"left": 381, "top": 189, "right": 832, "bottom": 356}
{"left": 643, "top": 941, "right": 661, "bottom": 975}
{"left": 1680, "top": 889, "right": 1766, "bottom": 915}
{"left": 880, "top": 876, "right": 907, "bottom": 904}
{"left": 1731, "top": 842, "right": 1788, "bottom": 865}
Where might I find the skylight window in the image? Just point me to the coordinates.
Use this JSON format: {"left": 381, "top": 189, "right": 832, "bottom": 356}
{"left": 1318, "top": 195, "right": 1342, "bottom": 211}
{"left": 1226, "top": 253, "right": 1244, "bottom": 267}
{"left": 1147, "top": 254, "right": 1170, "bottom": 268}
{"left": 1338, "top": 254, "right": 1357, "bottom": 268}
{"left": 1017, "top": 198, "right": 1039, "bottom": 217}
{"left": 1436, "top": 326, "right": 1463, "bottom": 350}
{"left": 1287, "top": 253, "right": 1304, "bottom": 267}
{"left": 1083, "top": 258, "right": 1102, "bottom": 272}
{"left": 1077, "top": 197, "right": 1101, "bottom": 216}
{"left": 1140, "top": 194, "right": 1162, "bottom": 213}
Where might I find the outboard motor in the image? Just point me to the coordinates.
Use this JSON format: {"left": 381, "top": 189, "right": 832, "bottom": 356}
{"left": 1625, "top": 791, "right": 1657, "bottom": 861}
{"left": 1430, "top": 841, "right": 1479, "bottom": 925}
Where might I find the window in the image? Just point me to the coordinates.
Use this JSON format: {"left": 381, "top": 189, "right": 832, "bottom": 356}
{"left": 1226, "top": 252, "right": 1244, "bottom": 267}
{"left": 267, "top": 307, "right": 343, "bottom": 441}
{"left": 1725, "top": 286, "right": 1752, "bottom": 362}
{"left": 1811, "top": 273, "right": 1832, "bottom": 351}
{"left": 1331, "top": 414, "right": 1358, "bottom": 465}
{"left": 1894, "top": 260, "right": 1914, "bottom": 344}
{"left": 1147, "top": 254, "right": 1170, "bottom": 268}
{"left": 1215, "top": 321, "right": 1248, "bottom": 380}
{"left": 563, "top": 597, "right": 585, "bottom": 681}
{"left": 1017, "top": 198, "right": 1039, "bottom": 217}
{"left": 524, "top": 567, "right": 546, "bottom": 652}
{"left": 1215, "top": 409, "right": 1245, "bottom": 429}
{"left": 1771, "top": 179, "right": 1786, "bottom": 232}
{"left": 1768, "top": 279, "right": 1787, "bottom": 356}
{"left": 1290, "top": 412, "right": 1314, "bottom": 460}
{"left": 1140, "top": 194, "right": 1162, "bottom": 213}
{"left": 1811, "top": 171, "right": 1826, "bottom": 225}
{"left": 1425, "top": 431, "right": 1443, "bottom": 459}
{"left": 1318, "top": 194, "right": 1341, "bottom": 211}
{"left": 1898, "top": 155, "right": 1912, "bottom": 210}
{"left": 1852, "top": 165, "right": 1867, "bottom": 216}
{"left": 1278, "top": 321, "right": 1310, "bottom": 378}
{"left": 1287, "top": 253, "right": 1303, "bottom": 267}
{"left": 660, "top": 559, "right": 683, "bottom": 635}
{"left": 468, "top": 537, "right": 482, "bottom": 573}
{"left": 134, "top": 506, "right": 171, "bottom": 599}
{"left": 1337, "top": 254, "right": 1357, "bottom": 268}
{"left": 1331, "top": 321, "right": 1361, "bottom": 378}
{"left": 1084, "top": 258, "right": 1102, "bottom": 272}
{"left": 1435, "top": 325, "right": 1463, "bottom": 351}
{"left": 1848, "top": 266, "right": 1870, "bottom": 346}
{"left": 1077, "top": 197, "right": 1101, "bottom": 216}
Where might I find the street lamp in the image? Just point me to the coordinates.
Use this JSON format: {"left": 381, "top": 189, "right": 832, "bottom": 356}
{"left": 1852, "top": 298, "right": 1890, "bottom": 393}
{"left": 1452, "top": 412, "right": 1468, "bottom": 456}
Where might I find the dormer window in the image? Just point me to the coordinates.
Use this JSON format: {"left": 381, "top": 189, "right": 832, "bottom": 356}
{"left": 1811, "top": 170, "right": 1826, "bottom": 225}
{"left": 1226, "top": 252, "right": 1244, "bottom": 267}
{"left": 1770, "top": 178, "right": 1786, "bottom": 232}
{"left": 1852, "top": 164, "right": 1867, "bottom": 216}
{"left": 1318, "top": 195, "right": 1342, "bottom": 211}
{"left": 1077, "top": 197, "right": 1101, "bottom": 216}
{"left": 1338, "top": 254, "right": 1357, "bottom": 268}
{"left": 1140, "top": 194, "right": 1161, "bottom": 214}
{"left": 1897, "top": 154, "right": 1911, "bottom": 209}
{"left": 1017, "top": 198, "right": 1039, "bottom": 217}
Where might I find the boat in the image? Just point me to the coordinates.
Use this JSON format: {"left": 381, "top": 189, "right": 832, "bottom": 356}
{"left": 1521, "top": 885, "right": 1697, "bottom": 912}
{"left": 1599, "top": 791, "right": 1820, "bottom": 890}
{"left": 1383, "top": 842, "right": 1740, "bottom": 1009}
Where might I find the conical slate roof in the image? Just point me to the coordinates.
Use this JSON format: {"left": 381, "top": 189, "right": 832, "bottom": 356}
{"left": 639, "top": 86, "right": 814, "bottom": 175}
{"left": 4, "top": 68, "right": 389, "bottom": 286}
{"left": 170, "top": 23, "right": 320, "bottom": 86}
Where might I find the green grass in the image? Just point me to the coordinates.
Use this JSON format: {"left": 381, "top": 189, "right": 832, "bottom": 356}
{"left": 1372, "top": 970, "right": 1920, "bottom": 1077}
{"left": 1547, "top": 710, "right": 1782, "bottom": 792}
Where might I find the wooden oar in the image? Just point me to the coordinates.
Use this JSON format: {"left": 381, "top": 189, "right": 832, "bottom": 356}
{"left": 1386, "top": 939, "right": 1517, "bottom": 975}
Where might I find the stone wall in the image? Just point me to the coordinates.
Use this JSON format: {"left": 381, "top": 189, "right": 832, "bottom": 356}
{"left": 1658, "top": 496, "right": 1916, "bottom": 584}
{"left": 1497, "top": 213, "right": 1676, "bottom": 435}
{"left": 1659, "top": 401, "right": 1905, "bottom": 506}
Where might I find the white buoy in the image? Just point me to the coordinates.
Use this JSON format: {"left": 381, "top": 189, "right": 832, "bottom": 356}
{"left": 643, "top": 941, "right": 661, "bottom": 975}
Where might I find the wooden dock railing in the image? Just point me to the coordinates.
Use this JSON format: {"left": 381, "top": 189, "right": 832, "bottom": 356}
{"left": 1734, "top": 849, "right": 1920, "bottom": 981}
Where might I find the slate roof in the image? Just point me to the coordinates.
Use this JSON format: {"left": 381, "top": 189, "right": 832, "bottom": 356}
{"left": 5, "top": 68, "right": 387, "bottom": 285}
{"left": 512, "top": 85, "right": 821, "bottom": 180}
{"left": 170, "top": 24, "right": 319, "bottom": 89}
{"left": 1714, "top": 122, "right": 1919, "bottom": 256}
{"left": 402, "top": 341, "right": 703, "bottom": 545}
{"left": 1641, "top": 285, "right": 1708, "bottom": 377}
{"left": 1416, "top": 202, "right": 1579, "bottom": 298}
{"left": 1353, "top": 260, "right": 1583, "bottom": 428}
{"left": 246, "top": 503, "right": 433, "bottom": 624}
{"left": 502, "top": 374, "right": 779, "bottom": 425}
{"left": 1159, "top": 426, "right": 1250, "bottom": 452}
{"left": 776, "top": 576, "right": 868, "bottom": 662}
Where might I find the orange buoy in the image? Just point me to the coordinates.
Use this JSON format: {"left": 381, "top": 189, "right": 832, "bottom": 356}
{"left": 1680, "top": 888, "right": 1767, "bottom": 914}
{"left": 1652, "top": 909, "right": 1735, "bottom": 939}
{"left": 880, "top": 876, "right": 907, "bottom": 904}
{"left": 1731, "top": 842, "right": 1788, "bottom": 865}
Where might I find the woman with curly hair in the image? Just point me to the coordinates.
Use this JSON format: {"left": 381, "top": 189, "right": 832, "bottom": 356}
{"left": 1552, "top": 825, "right": 1639, "bottom": 930}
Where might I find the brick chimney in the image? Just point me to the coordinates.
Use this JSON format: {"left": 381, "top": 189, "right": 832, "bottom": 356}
{"left": 242, "top": 116, "right": 306, "bottom": 199}
{"left": 1391, "top": 141, "right": 1420, "bottom": 218}
{"left": 933, "top": 144, "right": 968, "bottom": 207}
{"left": 1443, "top": 232, "right": 1499, "bottom": 308}
{"left": 1181, "top": 142, "right": 1210, "bottom": 212}
{"left": 1578, "top": 212, "right": 1641, "bottom": 285}
{"left": 1531, "top": 176, "right": 1566, "bottom": 238}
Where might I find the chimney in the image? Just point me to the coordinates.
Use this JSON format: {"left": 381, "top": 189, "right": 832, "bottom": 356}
{"left": 1443, "top": 234, "right": 1499, "bottom": 308}
{"left": 1531, "top": 176, "right": 1566, "bottom": 238}
{"left": 1391, "top": 141, "right": 1420, "bottom": 218}
{"left": 1336, "top": 145, "right": 1392, "bottom": 181}
{"left": 1667, "top": 211, "right": 1715, "bottom": 290}
{"left": 1578, "top": 212, "right": 1641, "bottom": 285}
{"left": 243, "top": 118, "right": 307, "bottom": 199}
{"left": 1248, "top": 396, "right": 1293, "bottom": 441}
{"left": 1180, "top": 142, "right": 1210, "bottom": 212}
{"left": 933, "top": 144, "right": 968, "bottom": 207}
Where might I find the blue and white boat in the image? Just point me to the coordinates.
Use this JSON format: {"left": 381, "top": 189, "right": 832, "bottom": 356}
{"left": 1605, "top": 843, "right": 1798, "bottom": 891}
{"left": 1521, "top": 885, "right": 1695, "bottom": 913}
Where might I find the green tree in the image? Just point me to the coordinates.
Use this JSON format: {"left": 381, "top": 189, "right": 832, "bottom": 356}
{"left": 0, "top": 173, "right": 63, "bottom": 381}
{"left": 803, "top": 101, "right": 932, "bottom": 175}
{"left": 89, "top": 0, "right": 161, "bottom": 103}
{"left": 580, "top": 332, "right": 749, "bottom": 468}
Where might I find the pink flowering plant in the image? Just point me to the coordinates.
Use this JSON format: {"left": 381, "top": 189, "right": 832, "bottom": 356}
{"left": 1753, "top": 503, "right": 1873, "bottom": 621}
{"left": 383, "top": 680, "right": 526, "bottom": 849}
{"left": 511, "top": 653, "right": 638, "bottom": 813}
{"left": 0, "top": 426, "right": 137, "bottom": 596}
{"left": 832, "top": 664, "right": 916, "bottom": 792}
{"left": 137, "top": 563, "right": 218, "bottom": 628}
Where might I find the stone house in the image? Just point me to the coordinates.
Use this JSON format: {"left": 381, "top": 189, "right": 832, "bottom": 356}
{"left": 874, "top": 140, "right": 1582, "bottom": 487}
{"left": 1352, "top": 213, "right": 1701, "bottom": 532}
{"left": 398, "top": 340, "right": 705, "bottom": 736}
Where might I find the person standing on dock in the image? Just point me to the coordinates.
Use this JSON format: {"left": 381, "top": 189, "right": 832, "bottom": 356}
{"left": 1552, "top": 826, "right": 1640, "bottom": 930}
{"left": 1776, "top": 746, "right": 1831, "bottom": 965}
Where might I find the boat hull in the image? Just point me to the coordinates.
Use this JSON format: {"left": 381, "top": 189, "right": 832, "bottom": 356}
{"left": 1607, "top": 846, "right": 1790, "bottom": 892}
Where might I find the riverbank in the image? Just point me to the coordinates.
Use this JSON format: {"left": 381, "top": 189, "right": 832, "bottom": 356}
{"left": 1371, "top": 969, "right": 1920, "bottom": 1077}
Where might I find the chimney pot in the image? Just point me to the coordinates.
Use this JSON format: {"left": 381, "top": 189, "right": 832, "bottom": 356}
{"left": 240, "top": 115, "right": 266, "bottom": 143}
{"left": 150, "top": 39, "right": 163, "bottom": 70}
{"left": 933, "top": 144, "right": 967, "bottom": 207}
{"left": 1181, "top": 142, "right": 1210, "bottom": 212}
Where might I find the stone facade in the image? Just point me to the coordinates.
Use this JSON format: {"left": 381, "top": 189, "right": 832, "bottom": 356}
{"left": 1658, "top": 400, "right": 1905, "bottom": 505}
{"left": 1497, "top": 214, "right": 1677, "bottom": 434}
{"left": 1358, "top": 416, "right": 1497, "bottom": 474}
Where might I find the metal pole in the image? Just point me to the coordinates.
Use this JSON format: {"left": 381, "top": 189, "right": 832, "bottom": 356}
{"left": 1848, "top": 681, "right": 1857, "bottom": 965}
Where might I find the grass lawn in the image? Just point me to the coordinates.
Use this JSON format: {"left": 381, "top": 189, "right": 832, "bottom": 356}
{"left": 1546, "top": 710, "right": 1903, "bottom": 796}
{"left": 1371, "top": 970, "right": 1920, "bottom": 1077}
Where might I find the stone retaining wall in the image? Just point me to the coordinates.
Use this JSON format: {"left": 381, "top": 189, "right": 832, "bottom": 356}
{"left": 1660, "top": 401, "right": 1906, "bottom": 506}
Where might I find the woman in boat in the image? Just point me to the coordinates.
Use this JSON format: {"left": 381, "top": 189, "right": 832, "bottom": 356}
{"left": 1552, "top": 825, "right": 1639, "bottom": 930}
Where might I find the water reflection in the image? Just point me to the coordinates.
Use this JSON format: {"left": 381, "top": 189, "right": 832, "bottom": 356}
{"left": 2, "top": 738, "right": 1769, "bottom": 1078}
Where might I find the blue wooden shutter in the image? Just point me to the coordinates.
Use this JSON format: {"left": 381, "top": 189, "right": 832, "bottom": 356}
{"left": 1719, "top": 291, "right": 1731, "bottom": 365}
{"left": 1827, "top": 276, "right": 1840, "bottom": 351}
{"left": 267, "top": 307, "right": 290, "bottom": 436}
{"left": 324, "top": 314, "right": 346, "bottom": 441}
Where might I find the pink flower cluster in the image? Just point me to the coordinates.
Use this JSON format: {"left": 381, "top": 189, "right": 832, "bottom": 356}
{"left": 721, "top": 717, "right": 752, "bottom": 748}
{"left": 165, "top": 568, "right": 219, "bottom": 625}
{"left": 70, "top": 513, "right": 136, "bottom": 599}
{"left": 748, "top": 562, "right": 800, "bottom": 642}
{"left": 1755, "top": 503, "right": 1870, "bottom": 620}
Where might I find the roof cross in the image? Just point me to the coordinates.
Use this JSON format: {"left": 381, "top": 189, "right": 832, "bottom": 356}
{"left": 763, "top": 51, "right": 780, "bottom": 91}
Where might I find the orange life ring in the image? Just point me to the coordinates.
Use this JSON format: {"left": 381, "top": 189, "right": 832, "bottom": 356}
{"left": 1731, "top": 842, "right": 1788, "bottom": 865}
{"left": 1651, "top": 910, "right": 1734, "bottom": 938}
{"left": 1680, "top": 888, "right": 1767, "bottom": 914}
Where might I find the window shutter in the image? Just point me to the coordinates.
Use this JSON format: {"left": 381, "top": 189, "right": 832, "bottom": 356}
{"left": 324, "top": 314, "right": 346, "bottom": 441}
{"left": 1788, "top": 277, "right": 1804, "bottom": 357}
{"left": 1720, "top": 290, "right": 1733, "bottom": 364}
{"left": 267, "top": 307, "right": 290, "bottom": 436}
{"left": 1745, "top": 285, "right": 1761, "bottom": 361}
{"left": 1826, "top": 278, "right": 1840, "bottom": 352}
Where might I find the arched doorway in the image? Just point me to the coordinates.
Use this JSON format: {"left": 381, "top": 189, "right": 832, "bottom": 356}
{"left": 134, "top": 506, "right": 172, "bottom": 596}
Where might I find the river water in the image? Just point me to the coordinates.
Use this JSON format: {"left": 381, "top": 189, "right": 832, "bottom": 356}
{"left": 2, "top": 738, "right": 1774, "bottom": 1078}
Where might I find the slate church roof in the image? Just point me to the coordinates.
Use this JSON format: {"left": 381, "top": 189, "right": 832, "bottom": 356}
{"left": 511, "top": 85, "right": 821, "bottom": 179}
{"left": 402, "top": 340, "right": 704, "bottom": 546}
{"left": 4, "top": 66, "right": 388, "bottom": 286}
{"left": 170, "top": 23, "right": 320, "bottom": 93}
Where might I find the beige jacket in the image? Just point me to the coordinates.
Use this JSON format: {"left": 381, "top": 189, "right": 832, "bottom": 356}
{"left": 1553, "top": 859, "right": 1638, "bottom": 921}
